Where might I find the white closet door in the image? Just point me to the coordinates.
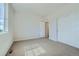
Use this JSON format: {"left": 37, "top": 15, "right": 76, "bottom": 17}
{"left": 58, "top": 13, "right": 79, "bottom": 48}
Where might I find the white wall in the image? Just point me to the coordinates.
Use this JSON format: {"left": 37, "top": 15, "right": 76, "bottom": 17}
{"left": 58, "top": 11, "right": 79, "bottom": 48}
{"left": 49, "top": 17, "right": 58, "bottom": 41}
{"left": 0, "top": 4, "right": 14, "bottom": 55}
{"left": 40, "top": 22, "right": 45, "bottom": 37}
{"left": 49, "top": 7, "right": 79, "bottom": 48}
{"left": 14, "top": 12, "right": 42, "bottom": 41}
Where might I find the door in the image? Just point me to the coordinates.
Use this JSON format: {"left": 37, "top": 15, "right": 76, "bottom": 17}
{"left": 45, "top": 22, "right": 49, "bottom": 38}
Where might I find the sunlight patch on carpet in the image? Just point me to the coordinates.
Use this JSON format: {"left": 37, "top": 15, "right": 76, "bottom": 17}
{"left": 24, "top": 44, "right": 46, "bottom": 56}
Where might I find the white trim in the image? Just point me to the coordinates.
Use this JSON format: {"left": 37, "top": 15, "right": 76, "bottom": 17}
{"left": 14, "top": 37, "right": 45, "bottom": 42}
{"left": 0, "top": 32, "right": 8, "bottom": 35}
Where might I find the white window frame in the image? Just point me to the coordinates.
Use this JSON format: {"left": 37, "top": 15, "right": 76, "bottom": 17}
{"left": 0, "top": 3, "right": 8, "bottom": 33}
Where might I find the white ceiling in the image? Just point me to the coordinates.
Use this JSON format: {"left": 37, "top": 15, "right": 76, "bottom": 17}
{"left": 12, "top": 3, "right": 79, "bottom": 17}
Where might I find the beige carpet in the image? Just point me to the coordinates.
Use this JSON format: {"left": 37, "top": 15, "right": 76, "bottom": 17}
{"left": 25, "top": 44, "right": 46, "bottom": 56}
{"left": 7, "top": 38, "right": 79, "bottom": 56}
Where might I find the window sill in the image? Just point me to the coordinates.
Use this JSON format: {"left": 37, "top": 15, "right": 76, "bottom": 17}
{"left": 0, "top": 32, "right": 8, "bottom": 35}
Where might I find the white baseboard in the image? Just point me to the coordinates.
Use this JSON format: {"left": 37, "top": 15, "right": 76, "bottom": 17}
{"left": 14, "top": 37, "right": 45, "bottom": 42}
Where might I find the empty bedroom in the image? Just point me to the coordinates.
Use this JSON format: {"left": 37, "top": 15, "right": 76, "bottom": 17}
{"left": 0, "top": 3, "right": 79, "bottom": 56}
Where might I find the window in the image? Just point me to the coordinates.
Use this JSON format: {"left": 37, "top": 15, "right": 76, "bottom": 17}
{"left": 0, "top": 3, "right": 8, "bottom": 32}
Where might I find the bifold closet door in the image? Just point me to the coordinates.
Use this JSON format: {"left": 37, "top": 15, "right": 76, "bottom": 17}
{"left": 58, "top": 13, "right": 79, "bottom": 48}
